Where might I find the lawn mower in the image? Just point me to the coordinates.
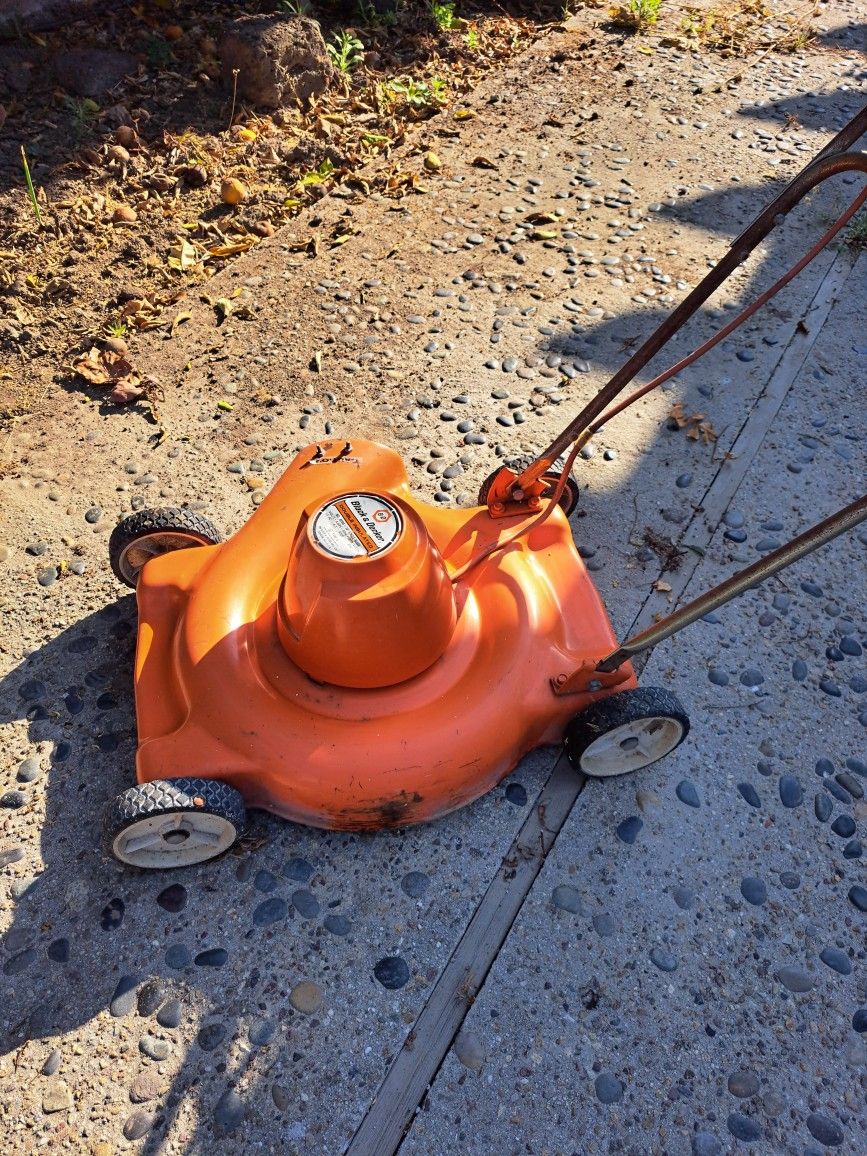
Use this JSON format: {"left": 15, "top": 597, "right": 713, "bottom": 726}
{"left": 103, "top": 107, "right": 867, "bottom": 867}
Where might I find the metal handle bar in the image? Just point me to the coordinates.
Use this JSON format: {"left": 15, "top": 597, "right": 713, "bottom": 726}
{"left": 514, "top": 102, "right": 867, "bottom": 493}
{"left": 597, "top": 495, "right": 867, "bottom": 673}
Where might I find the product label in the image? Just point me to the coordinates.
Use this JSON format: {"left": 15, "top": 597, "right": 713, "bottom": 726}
{"left": 310, "top": 493, "right": 402, "bottom": 559}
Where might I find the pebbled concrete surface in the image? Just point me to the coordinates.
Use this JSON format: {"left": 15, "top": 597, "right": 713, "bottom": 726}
{"left": 1, "top": 4, "right": 865, "bottom": 1153}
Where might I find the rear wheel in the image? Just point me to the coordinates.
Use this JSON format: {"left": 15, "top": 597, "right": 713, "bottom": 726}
{"left": 104, "top": 778, "right": 246, "bottom": 868}
{"left": 477, "top": 454, "right": 580, "bottom": 516}
{"left": 564, "top": 687, "right": 689, "bottom": 778}
{"left": 109, "top": 507, "right": 222, "bottom": 587}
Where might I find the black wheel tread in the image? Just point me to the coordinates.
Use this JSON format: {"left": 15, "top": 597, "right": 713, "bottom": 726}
{"left": 104, "top": 777, "right": 246, "bottom": 853}
{"left": 109, "top": 507, "right": 222, "bottom": 586}
{"left": 564, "top": 686, "right": 690, "bottom": 769}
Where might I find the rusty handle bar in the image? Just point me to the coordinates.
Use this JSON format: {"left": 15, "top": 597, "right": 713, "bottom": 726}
{"left": 597, "top": 494, "right": 867, "bottom": 674}
{"left": 515, "top": 102, "right": 867, "bottom": 493}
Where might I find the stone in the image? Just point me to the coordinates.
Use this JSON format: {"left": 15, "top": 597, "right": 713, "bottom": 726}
{"left": 616, "top": 815, "right": 643, "bottom": 844}
{"left": 805, "top": 1113, "right": 844, "bottom": 1147}
{"left": 139, "top": 1035, "right": 170, "bottom": 1060}
{"left": 123, "top": 1111, "right": 156, "bottom": 1141}
{"left": 778, "top": 775, "right": 803, "bottom": 808}
{"left": 400, "top": 871, "right": 430, "bottom": 898}
{"left": 253, "top": 896, "right": 288, "bottom": 926}
{"left": 594, "top": 1072, "right": 624, "bottom": 1103}
{"left": 819, "top": 947, "right": 852, "bottom": 975}
{"left": 727, "top": 1113, "right": 761, "bottom": 1141}
{"left": 374, "top": 956, "right": 410, "bottom": 990}
{"left": 738, "top": 783, "right": 761, "bottom": 808}
{"left": 42, "top": 1081, "right": 72, "bottom": 1113}
{"left": 218, "top": 16, "right": 334, "bottom": 110}
{"left": 109, "top": 974, "right": 140, "bottom": 1017}
{"left": 41, "top": 1049, "right": 61, "bottom": 1076}
{"left": 454, "top": 1030, "right": 485, "bottom": 1071}
{"left": 249, "top": 1018, "right": 277, "bottom": 1046}
{"left": 814, "top": 793, "right": 833, "bottom": 822}
{"left": 291, "top": 889, "right": 320, "bottom": 918}
{"left": 727, "top": 1070, "right": 760, "bottom": 1098}
{"left": 156, "top": 999, "right": 182, "bottom": 1029}
{"left": 848, "top": 884, "right": 867, "bottom": 912}
{"left": 504, "top": 782, "right": 528, "bottom": 806}
{"left": 831, "top": 815, "right": 856, "bottom": 838}
{"left": 289, "top": 980, "right": 323, "bottom": 1013}
{"left": 16, "top": 757, "right": 41, "bottom": 783}
{"left": 194, "top": 948, "right": 228, "bottom": 967}
{"left": 156, "top": 883, "right": 187, "bottom": 912}
{"left": 740, "top": 877, "right": 767, "bottom": 906}
{"left": 676, "top": 780, "right": 700, "bottom": 808}
{"left": 129, "top": 1070, "right": 162, "bottom": 1103}
{"left": 551, "top": 885, "right": 584, "bottom": 914}
{"left": 692, "top": 1133, "right": 722, "bottom": 1156}
{"left": 649, "top": 947, "right": 677, "bottom": 972}
{"left": 776, "top": 965, "right": 814, "bottom": 993}
{"left": 213, "top": 1089, "right": 245, "bottom": 1132}
{"left": 53, "top": 49, "right": 137, "bottom": 98}
{"left": 323, "top": 913, "right": 352, "bottom": 936}
{"left": 197, "top": 1022, "right": 227, "bottom": 1051}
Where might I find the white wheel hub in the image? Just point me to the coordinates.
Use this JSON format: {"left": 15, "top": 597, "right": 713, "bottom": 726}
{"left": 579, "top": 715, "right": 684, "bottom": 778}
{"left": 119, "top": 532, "right": 210, "bottom": 585}
{"left": 112, "top": 810, "right": 237, "bottom": 868}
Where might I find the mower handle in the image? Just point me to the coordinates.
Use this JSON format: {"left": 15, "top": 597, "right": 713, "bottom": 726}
{"left": 597, "top": 494, "right": 867, "bottom": 674}
{"left": 511, "top": 102, "right": 867, "bottom": 497}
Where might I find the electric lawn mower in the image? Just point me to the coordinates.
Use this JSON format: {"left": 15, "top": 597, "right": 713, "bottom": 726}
{"left": 103, "top": 107, "right": 867, "bottom": 868}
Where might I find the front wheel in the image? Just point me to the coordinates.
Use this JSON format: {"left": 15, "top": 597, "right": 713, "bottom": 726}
{"left": 564, "top": 687, "right": 690, "bottom": 778}
{"left": 108, "top": 507, "right": 222, "bottom": 588}
{"left": 104, "top": 778, "right": 247, "bottom": 868}
{"left": 477, "top": 454, "right": 580, "bottom": 516}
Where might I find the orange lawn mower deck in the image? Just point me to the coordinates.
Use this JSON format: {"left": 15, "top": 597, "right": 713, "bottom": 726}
{"left": 102, "top": 109, "right": 867, "bottom": 868}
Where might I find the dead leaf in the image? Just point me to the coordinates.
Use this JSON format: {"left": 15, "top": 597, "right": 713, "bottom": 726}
{"left": 423, "top": 151, "right": 442, "bottom": 172}
{"left": 109, "top": 379, "right": 145, "bottom": 404}
{"left": 206, "top": 238, "right": 256, "bottom": 258}
{"left": 652, "top": 580, "right": 672, "bottom": 593}
{"left": 168, "top": 238, "right": 206, "bottom": 272}
{"left": 170, "top": 311, "right": 191, "bottom": 336}
{"left": 213, "top": 297, "right": 233, "bottom": 323}
{"left": 472, "top": 156, "right": 498, "bottom": 170}
{"left": 71, "top": 347, "right": 134, "bottom": 385}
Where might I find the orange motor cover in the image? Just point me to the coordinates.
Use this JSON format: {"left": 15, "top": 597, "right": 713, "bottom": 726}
{"left": 277, "top": 491, "right": 457, "bottom": 688}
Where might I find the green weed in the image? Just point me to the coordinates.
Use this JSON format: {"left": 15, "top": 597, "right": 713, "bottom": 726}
{"left": 327, "top": 29, "right": 365, "bottom": 75}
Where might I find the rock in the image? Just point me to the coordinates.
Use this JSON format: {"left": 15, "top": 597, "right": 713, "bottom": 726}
{"left": 401, "top": 871, "right": 430, "bottom": 898}
{"left": 156, "top": 883, "right": 187, "bottom": 912}
{"left": 740, "top": 877, "right": 767, "bottom": 906}
{"left": 692, "top": 1133, "right": 722, "bottom": 1156}
{"left": 819, "top": 947, "right": 852, "bottom": 975}
{"left": 616, "top": 815, "right": 643, "bottom": 844}
{"left": 291, "top": 889, "right": 320, "bottom": 918}
{"left": 778, "top": 775, "right": 803, "bottom": 808}
{"left": 289, "top": 980, "right": 323, "bottom": 1013}
{"left": 218, "top": 16, "right": 334, "bottom": 110}
{"left": 109, "top": 974, "right": 140, "bottom": 1017}
{"left": 129, "top": 1070, "right": 162, "bottom": 1103}
{"left": 776, "top": 965, "right": 814, "bottom": 993}
{"left": 42, "top": 1081, "right": 72, "bottom": 1113}
{"left": 373, "top": 956, "right": 410, "bottom": 990}
{"left": 454, "top": 1030, "right": 485, "bottom": 1071}
{"left": 552, "top": 885, "right": 585, "bottom": 915}
{"left": 727, "top": 1112, "right": 761, "bottom": 1141}
{"left": 156, "top": 999, "right": 182, "bottom": 1029}
{"left": 123, "top": 1110, "right": 156, "bottom": 1141}
{"left": 727, "top": 1070, "right": 760, "bottom": 1098}
{"left": 194, "top": 947, "right": 228, "bottom": 967}
{"left": 282, "top": 856, "right": 314, "bottom": 882}
{"left": 676, "top": 780, "right": 700, "bottom": 808}
{"left": 253, "top": 896, "right": 287, "bottom": 926}
{"left": 214, "top": 1089, "right": 245, "bottom": 1132}
{"left": 139, "top": 1035, "right": 170, "bottom": 1061}
{"left": 41, "top": 1049, "right": 61, "bottom": 1076}
{"left": 197, "top": 1022, "right": 227, "bottom": 1051}
{"left": 806, "top": 1112, "right": 844, "bottom": 1147}
{"left": 17, "top": 757, "right": 41, "bottom": 783}
{"left": 53, "top": 49, "right": 138, "bottom": 98}
{"left": 848, "top": 884, "right": 867, "bottom": 912}
{"left": 649, "top": 947, "right": 678, "bottom": 972}
{"left": 594, "top": 1072, "right": 624, "bottom": 1103}
{"left": 248, "top": 1018, "right": 277, "bottom": 1046}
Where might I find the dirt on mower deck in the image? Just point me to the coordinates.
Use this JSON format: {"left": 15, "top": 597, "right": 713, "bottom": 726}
{"left": 1, "top": 2, "right": 866, "bottom": 1154}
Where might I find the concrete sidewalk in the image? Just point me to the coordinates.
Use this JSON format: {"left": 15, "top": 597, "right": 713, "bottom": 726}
{"left": 1, "top": 5, "right": 865, "bottom": 1154}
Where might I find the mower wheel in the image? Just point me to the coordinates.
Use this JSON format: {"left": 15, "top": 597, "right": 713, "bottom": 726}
{"left": 109, "top": 507, "right": 222, "bottom": 587}
{"left": 104, "top": 778, "right": 246, "bottom": 868}
{"left": 564, "top": 687, "right": 690, "bottom": 778}
{"left": 477, "top": 455, "right": 580, "bottom": 516}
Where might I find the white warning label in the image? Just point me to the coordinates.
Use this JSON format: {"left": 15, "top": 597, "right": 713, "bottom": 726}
{"left": 310, "top": 493, "right": 402, "bottom": 559}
